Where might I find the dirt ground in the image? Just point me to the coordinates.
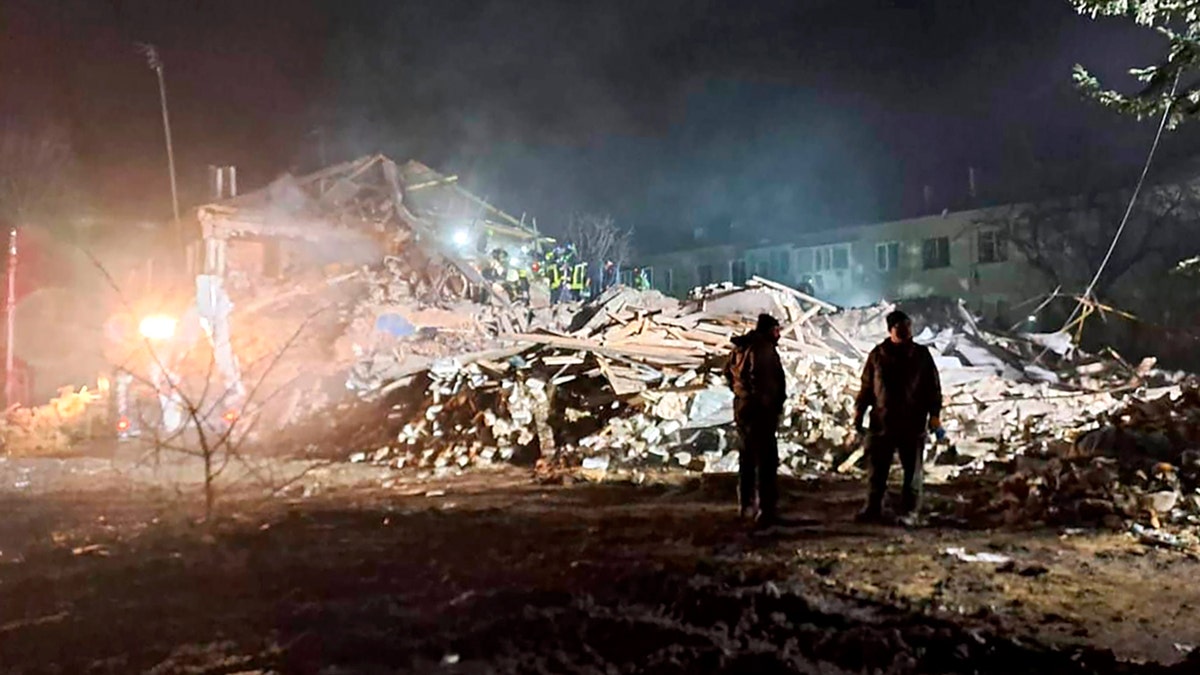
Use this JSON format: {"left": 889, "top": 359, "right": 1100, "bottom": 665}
{"left": 1, "top": 454, "right": 1199, "bottom": 674}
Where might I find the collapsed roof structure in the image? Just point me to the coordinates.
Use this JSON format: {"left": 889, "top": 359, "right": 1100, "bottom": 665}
{"left": 195, "top": 154, "right": 547, "bottom": 303}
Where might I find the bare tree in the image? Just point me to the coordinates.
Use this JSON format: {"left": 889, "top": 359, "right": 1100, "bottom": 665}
{"left": 87, "top": 252, "right": 337, "bottom": 522}
{"left": 976, "top": 182, "right": 1200, "bottom": 302}
{"left": 0, "top": 116, "right": 75, "bottom": 230}
{"left": 563, "top": 213, "right": 634, "bottom": 270}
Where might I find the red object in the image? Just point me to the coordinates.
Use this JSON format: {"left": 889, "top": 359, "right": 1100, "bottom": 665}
{"left": 116, "top": 416, "right": 130, "bottom": 432}
{"left": 5, "top": 227, "right": 16, "bottom": 408}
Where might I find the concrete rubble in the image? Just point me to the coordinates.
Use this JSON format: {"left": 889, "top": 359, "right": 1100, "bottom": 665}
{"left": 326, "top": 274, "right": 1195, "bottom": 501}
{"left": 172, "top": 154, "right": 1200, "bottom": 546}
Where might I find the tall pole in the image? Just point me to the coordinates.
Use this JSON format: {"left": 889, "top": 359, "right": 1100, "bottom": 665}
{"left": 5, "top": 227, "right": 17, "bottom": 408}
{"left": 140, "top": 44, "right": 182, "bottom": 250}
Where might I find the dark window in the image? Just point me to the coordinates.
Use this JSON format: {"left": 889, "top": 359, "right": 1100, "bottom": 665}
{"left": 698, "top": 263, "right": 714, "bottom": 286}
{"left": 730, "top": 260, "right": 747, "bottom": 285}
{"left": 922, "top": 237, "right": 950, "bottom": 269}
{"left": 875, "top": 242, "right": 899, "bottom": 271}
{"left": 977, "top": 229, "right": 1008, "bottom": 264}
{"left": 661, "top": 268, "right": 673, "bottom": 292}
{"left": 814, "top": 248, "right": 830, "bottom": 271}
{"left": 831, "top": 246, "right": 850, "bottom": 270}
{"left": 795, "top": 249, "right": 812, "bottom": 273}
{"left": 771, "top": 250, "right": 790, "bottom": 277}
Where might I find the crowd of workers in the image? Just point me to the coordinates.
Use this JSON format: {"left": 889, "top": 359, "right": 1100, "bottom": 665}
{"left": 481, "top": 242, "right": 650, "bottom": 305}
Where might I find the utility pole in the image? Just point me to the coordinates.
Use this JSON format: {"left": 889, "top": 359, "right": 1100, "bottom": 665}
{"left": 139, "top": 44, "right": 182, "bottom": 250}
{"left": 5, "top": 227, "right": 17, "bottom": 408}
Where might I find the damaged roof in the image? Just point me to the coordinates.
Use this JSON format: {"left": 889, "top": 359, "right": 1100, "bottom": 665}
{"left": 196, "top": 154, "right": 540, "bottom": 245}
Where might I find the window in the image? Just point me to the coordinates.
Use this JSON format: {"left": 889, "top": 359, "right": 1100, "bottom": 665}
{"left": 795, "top": 249, "right": 812, "bottom": 273}
{"left": 661, "top": 268, "right": 674, "bottom": 293}
{"left": 771, "top": 250, "right": 790, "bottom": 277}
{"left": 813, "top": 244, "right": 851, "bottom": 271}
{"left": 831, "top": 246, "right": 849, "bottom": 270}
{"left": 814, "top": 248, "right": 830, "bottom": 271}
{"left": 922, "top": 236, "right": 950, "bottom": 269}
{"left": 730, "top": 259, "right": 747, "bottom": 285}
{"left": 875, "top": 242, "right": 899, "bottom": 271}
{"left": 977, "top": 229, "right": 1008, "bottom": 264}
{"left": 697, "top": 263, "right": 714, "bottom": 286}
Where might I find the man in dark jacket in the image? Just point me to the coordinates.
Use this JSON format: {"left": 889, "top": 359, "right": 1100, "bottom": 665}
{"left": 853, "top": 310, "right": 943, "bottom": 521}
{"left": 724, "top": 313, "right": 787, "bottom": 523}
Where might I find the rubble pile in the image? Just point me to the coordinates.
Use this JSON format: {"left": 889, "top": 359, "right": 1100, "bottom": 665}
{"left": 342, "top": 282, "right": 867, "bottom": 476}
{"left": 935, "top": 385, "right": 1200, "bottom": 543}
{"left": 1, "top": 385, "right": 107, "bottom": 455}
{"left": 340, "top": 280, "right": 1177, "bottom": 480}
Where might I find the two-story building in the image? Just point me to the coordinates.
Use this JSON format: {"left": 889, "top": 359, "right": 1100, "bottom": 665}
{"left": 639, "top": 206, "right": 1049, "bottom": 327}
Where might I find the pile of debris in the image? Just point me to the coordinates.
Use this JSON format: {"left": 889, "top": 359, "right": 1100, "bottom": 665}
{"left": 934, "top": 384, "right": 1200, "bottom": 544}
{"left": 1, "top": 385, "right": 107, "bottom": 455}
{"left": 342, "top": 281, "right": 861, "bottom": 476}
{"left": 334, "top": 276, "right": 1188, "bottom": 482}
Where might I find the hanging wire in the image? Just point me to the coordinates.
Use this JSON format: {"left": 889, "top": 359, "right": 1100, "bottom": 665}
{"left": 1056, "top": 69, "right": 1182, "bottom": 337}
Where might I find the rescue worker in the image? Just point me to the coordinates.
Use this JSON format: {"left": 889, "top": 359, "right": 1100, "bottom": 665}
{"left": 723, "top": 313, "right": 787, "bottom": 524}
{"left": 569, "top": 259, "right": 587, "bottom": 301}
{"left": 545, "top": 249, "right": 564, "bottom": 304}
{"left": 602, "top": 260, "right": 618, "bottom": 291}
{"left": 853, "top": 310, "right": 943, "bottom": 522}
{"left": 516, "top": 266, "right": 531, "bottom": 304}
{"left": 633, "top": 267, "right": 650, "bottom": 291}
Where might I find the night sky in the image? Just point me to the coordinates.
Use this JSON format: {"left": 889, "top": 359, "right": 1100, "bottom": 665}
{"left": 3, "top": 0, "right": 1195, "bottom": 251}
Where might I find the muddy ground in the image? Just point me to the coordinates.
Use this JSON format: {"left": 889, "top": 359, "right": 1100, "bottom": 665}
{"left": 1, "top": 454, "right": 1199, "bottom": 674}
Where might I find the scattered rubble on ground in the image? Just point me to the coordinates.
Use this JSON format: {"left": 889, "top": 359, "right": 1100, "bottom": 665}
{"left": 248, "top": 258, "right": 1200, "bottom": 546}
{"left": 1, "top": 385, "right": 107, "bottom": 455}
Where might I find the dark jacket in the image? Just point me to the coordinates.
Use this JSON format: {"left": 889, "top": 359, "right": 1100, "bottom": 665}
{"left": 724, "top": 330, "right": 787, "bottom": 416}
{"left": 854, "top": 339, "right": 942, "bottom": 437}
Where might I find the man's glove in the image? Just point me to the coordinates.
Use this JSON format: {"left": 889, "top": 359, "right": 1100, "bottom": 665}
{"left": 929, "top": 415, "right": 946, "bottom": 442}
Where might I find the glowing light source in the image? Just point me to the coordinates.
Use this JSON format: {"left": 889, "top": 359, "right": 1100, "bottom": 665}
{"left": 1027, "top": 315, "right": 1037, "bottom": 323}
{"left": 138, "top": 314, "right": 177, "bottom": 340}
{"left": 452, "top": 229, "right": 470, "bottom": 247}
{"left": 222, "top": 409, "right": 239, "bottom": 424}
{"left": 116, "top": 416, "right": 131, "bottom": 432}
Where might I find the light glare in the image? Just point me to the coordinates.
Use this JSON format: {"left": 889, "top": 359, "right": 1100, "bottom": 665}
{"left": 138, "top": 314, "right": 177, "bottom": 340}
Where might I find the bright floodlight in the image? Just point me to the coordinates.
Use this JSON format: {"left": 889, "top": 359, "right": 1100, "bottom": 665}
{"left": 1027, "top": 315, "right": 1037, "bottom": 323}
{"left": 139, "top": 314, "right": 177, "bottom": 340}
{"left": 452, "top": 229, "right": 470, "bottom": 246}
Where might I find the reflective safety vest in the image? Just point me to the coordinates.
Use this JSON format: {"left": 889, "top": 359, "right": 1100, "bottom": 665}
{"left": 548, "top": 264, "right": 563, "bottom": 289}
{"left": 570, "top": 263, "right": 587, "bottom": 290}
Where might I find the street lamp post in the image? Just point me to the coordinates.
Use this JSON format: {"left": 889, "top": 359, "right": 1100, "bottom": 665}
{"left": 5, "top": 227, "right": 17, "bottom": 408}
{"left": 138, "top": 44, "right": 182, "bottom": 250}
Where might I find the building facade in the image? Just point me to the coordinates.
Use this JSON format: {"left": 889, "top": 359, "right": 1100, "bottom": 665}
{"left": 639, "top": 207, "right": 1049, "bottom": 327}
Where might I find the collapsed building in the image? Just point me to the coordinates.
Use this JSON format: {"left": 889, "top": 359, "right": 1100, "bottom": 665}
{"left": 7, "top": 153, "right": 1200, "bottom": 552}
{"left": 181, "top": 157, "right": 1200, "bottom": 550}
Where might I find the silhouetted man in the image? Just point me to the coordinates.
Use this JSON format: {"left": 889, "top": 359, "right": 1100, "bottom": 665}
{"left": 853, "top": 310, "right": 942, "bottom": 522}
{"left": 724, "top": 313, "right": 786, "bottom": 524}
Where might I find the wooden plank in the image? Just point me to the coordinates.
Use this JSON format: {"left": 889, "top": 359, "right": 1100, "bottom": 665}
{"left": 501, "top": 333, "right": 706, "bottom": 363}
{"left": 783, "top": 304, "right": 822, "bottom": 343}
{"left": 749, "top": 275, "right": 838, "bottom": 311}
{"left": 541, "top": 355, "right": 586, "bottom": 366}
{"left": 822, "top": 315, "right": 866, "bottom": 358}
